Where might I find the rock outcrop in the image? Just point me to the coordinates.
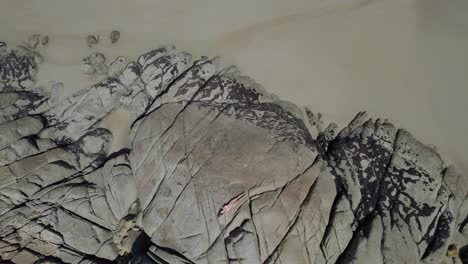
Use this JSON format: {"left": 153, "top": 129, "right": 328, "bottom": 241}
{"left": 0, "top": 41, "right": 466, "bottom": 264}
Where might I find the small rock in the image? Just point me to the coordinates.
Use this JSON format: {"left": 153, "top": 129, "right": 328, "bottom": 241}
{"left": 110, "top": 30, "right": 120, "bottom": 44}
{"left": 86, "top": 34, "right": 99, "bottom": 47}
{"left": 41, "top": 35, "right": 49, "bottom": 46}
{"left": 27, "top": 34, "right": 41, "bottom": 49}
{"left": 89, "top": 52, "right": 106, "bottom": 66}
{"left": 447, "top": 244, "right": 458, "bottom": 257}
{"left": 80, "top": 63, "right": 95, "bottom": 75}
{"left": 80, "top": 52, "right": 107, "bottom": 75}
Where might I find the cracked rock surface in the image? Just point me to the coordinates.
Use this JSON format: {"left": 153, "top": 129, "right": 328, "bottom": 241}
{"left": 0, "top": 42, "right": 467, "bottom": 264}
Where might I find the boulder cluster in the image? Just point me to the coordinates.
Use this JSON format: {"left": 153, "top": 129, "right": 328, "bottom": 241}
{"left": 0, "top": 41, "right": 466, "bottom": 263}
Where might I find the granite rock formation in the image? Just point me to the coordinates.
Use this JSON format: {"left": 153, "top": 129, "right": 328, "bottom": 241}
{"left": 0, "top": 41, "right": 467, "bottom": 264}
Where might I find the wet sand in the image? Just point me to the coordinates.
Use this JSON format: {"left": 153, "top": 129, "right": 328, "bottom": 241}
{"left": 1, "top": 0, "right": 467, "bottom": 172}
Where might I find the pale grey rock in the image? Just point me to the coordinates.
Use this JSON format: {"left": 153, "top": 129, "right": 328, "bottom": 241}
{"left": 0, "top": 91, "right": 50, "bottom": 123}
{"left": 39, "top": 78, "right": 127, "bottom": 143}
{"left": 11, "top": 248, "right": 40, "bottom": 264}
{"left": 80, "top": 63, "right": 95, "bottom": 75}
{"left": 86, "top": 34, "right": 99, "bottom": 48}
{"left": 0, "top": 129, "right": 111, "bottom": 217}
{"left": 0, "top": 41, "right": 466, "bottom": 264}
{"left": 107, "top": 56, "right": 127, "bottom": 77}
{"left": 41, "top": 35, "right": 49, "bottom": 46}
{"left": 0, "top": 115, "right": 43, "bottom": 149}
{"left": 81, "top": 52, "right": 106, "bottom": 75}
{"left": 55, "top": 208, "right": 118, "bottom": 259}
{"left": 147, "top": 245, "right": 188, "bottom": 264}
{"left": 131, "top": 101, "right": 317, "bottom": 263}
{"left": 27, "top": 34, "right": 41, "bottom": 49}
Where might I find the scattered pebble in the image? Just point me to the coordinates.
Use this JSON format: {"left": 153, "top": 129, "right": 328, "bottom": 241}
{"left": 110, "top": 30, "right": 120, "bottom": 44}
{"left": 86, "top": 34, "right": 99, "bottom": 47}
{"left": 41, "top": 35, "right": 49, "bottom": 46}
{"left": 27, "top": 34, "right": 41, "bottom": 49}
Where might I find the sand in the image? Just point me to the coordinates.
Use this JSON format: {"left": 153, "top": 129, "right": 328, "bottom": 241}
{"left": 1, "top": 0, "right": 467, "bottom": 172}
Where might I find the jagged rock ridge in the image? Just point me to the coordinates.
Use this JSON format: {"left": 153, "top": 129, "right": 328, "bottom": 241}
{"left": 0, "top": 41, "right": 467, "bottom": 264}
